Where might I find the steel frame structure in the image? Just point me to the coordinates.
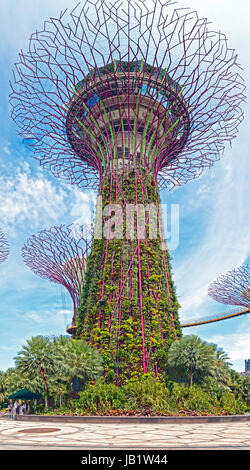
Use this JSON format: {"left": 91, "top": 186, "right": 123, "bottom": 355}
{"left": 181, "top": 306, "right": 250, "bottom": 328}
{"left": 0, "top": 230, "right": 9, "bottom": 264}
{"left": 10, "top": 0, "right": 245, "bottom": 381}
{"left": 208, "top": 265, "right": 250, "bottom": 308}
{"left": 22, "top": 224, "right": 92, "bottom": 333}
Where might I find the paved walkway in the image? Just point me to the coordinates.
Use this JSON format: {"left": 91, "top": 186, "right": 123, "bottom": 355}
{"left": 0, "top": 416, "right": 249, "bottom": 450}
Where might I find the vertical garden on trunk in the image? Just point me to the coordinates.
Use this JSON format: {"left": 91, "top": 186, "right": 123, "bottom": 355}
{"left": 76, "top": 168, "right": 181, "bottom": 383}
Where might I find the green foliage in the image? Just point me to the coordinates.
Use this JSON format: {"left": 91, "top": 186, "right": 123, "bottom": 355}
{"left": 219, "top": 390, "right": 246, "bottom": 415}
{"left": 53, "top": 335, "right": 103, "bottom": 383}
{"left": 75, "top": 379, "right": 126, "bottom": 414}
{"left": 124, "top": 376, "right": 172, "bottom": 413}
{"left": 14, "top": 335, "right": 58, "bottom": 409}
{"left": 3, "top": 332, "right": 248, "bottom": 417}
{"left": 167, "top": 335, "right": 232, "bottom": 388}
{"left": 70, "top": 376, "right": 172, "bottom": 414}
{"left": 171, "top": 383, "right": 217, "bottom": 412}
{"left": 62, "top": 377, "right": 246, "bottom": 416}
{"left": 6, "top": 335, "right": 103, "bottom": 410}
{"left": 77, "top": 170, "right": 181, "bottom": 381}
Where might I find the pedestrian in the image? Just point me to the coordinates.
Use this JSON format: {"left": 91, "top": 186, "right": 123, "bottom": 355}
{"left": 13, "top": 400, "right": 20, "bottom": 419}
{"left": 22, "top": 402, "right": 27, "bottom": 415}
{"left": 12, "top": 403, "right": 16, "bottom": 420}
{"left": 19, "top": 402, "right": 24, "bottom": 415}
{"left": 8, "top": 402, "right": 12, "bottom": 419}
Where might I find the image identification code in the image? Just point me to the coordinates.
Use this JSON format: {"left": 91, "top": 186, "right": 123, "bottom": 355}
{"left": 81, "top": 453, "right": 168, "bottom": 467}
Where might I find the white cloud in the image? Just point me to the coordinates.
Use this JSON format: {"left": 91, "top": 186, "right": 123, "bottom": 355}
{"left": 3, "top": 145, "right": 11, "bottom": 155}
{"left": 56, "top": 309, "right": 72, "bottom": 316}
{"left": 176, "top": 142, "right": 250, "bottom": 321}
{"left": 207, "top": 319, "right": 250, "bottom": 372}
{"left": 25, "top": 307, "right": 72, "bottom": 324}
{"left": 25, "top": 310, "right": 43, "bottom": 323}
{"left": 0, "top": 162, "right": 67, "bottom": 229}
{"left": 70, "top": 188, "right": 97, "bottom": 227}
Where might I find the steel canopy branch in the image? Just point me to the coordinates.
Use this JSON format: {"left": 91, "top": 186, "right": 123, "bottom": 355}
{"left": 208, "top": 265, "right": 250, "bottom": 308}
{"left": 0, "top": 230, "right": 9, "bottom": 265}
{"left": 22, "top": 224, "right": 93, "bottom": 327}
{"left": 9, "top": 0, "right": 245, "bottom": 190}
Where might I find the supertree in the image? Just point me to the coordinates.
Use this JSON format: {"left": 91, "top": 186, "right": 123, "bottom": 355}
{"left": 22, "top": 224, "right": 92, "bottom": 336}
{"left": 0, "top": 230, "right": 9, "bottom": 264}
{"left": 208, "top": 265, "right": 250, "bottom": 309}
{"left": 10, "top": 0, "right": 245, "bottom": 381}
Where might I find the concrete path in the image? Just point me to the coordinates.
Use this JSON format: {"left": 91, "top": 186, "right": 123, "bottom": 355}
{"left": 0, "top": 416, "right": 249, "bottom": 450}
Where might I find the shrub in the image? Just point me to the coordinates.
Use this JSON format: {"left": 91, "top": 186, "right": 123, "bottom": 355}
{"left": 44, "top": 377, "right": 247, "bottom": 416}
{"left": 171, "top": 383, "right": 190, "bottom": 407}
{"left": 185, "top": 386, "right": 217, "bottom": 412}
{"left": 219, "top": 391, "right": 247, "bottom": 415}
{"left": 171, "top": 383, "right": 218, "bottom": 413}
{"left": 124, "top": 376, "right": 172, "bottom": 413}
{"left": 70, "top": 376, "right": 172, "bottom": 414}
{"left": 75, "top": 379, "right": 126, "bottom": 414}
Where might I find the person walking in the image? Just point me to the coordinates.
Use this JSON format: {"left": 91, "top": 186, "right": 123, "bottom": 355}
{"left": 8, "top": 402, "right": 12, "bottom": 419}
{"left": 13, "top": 400, "right": 20, "bottom": 419}
{"left": 19, "top": 402, "right": 24, "bottom": 415}
{"left": 12, "top": 402, "right": 16, "bottom": 420}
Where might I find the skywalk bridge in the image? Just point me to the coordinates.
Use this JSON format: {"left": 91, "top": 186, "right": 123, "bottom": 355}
{"left": 181, "top": 306, "right": 250, "bottom": 328}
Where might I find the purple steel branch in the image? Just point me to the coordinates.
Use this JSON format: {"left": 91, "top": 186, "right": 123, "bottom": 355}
{"left": 0, "top": 230, "right": 9, "bottom": 264}
{"left": 9, "top": 0, "right": 245, "bottom": 190}
{"left": 22, "top": 224, "right": 92, "bottom": 318}
{"left": 208, "top": 265, "right": 250, "bottom": 308}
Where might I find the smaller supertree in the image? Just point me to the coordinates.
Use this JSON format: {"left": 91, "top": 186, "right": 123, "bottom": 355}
{"left": 0, "top": 230, "right": 9, "bottom": 264}
{"left": 22, "top": 224, "right": 92, "bottom": 333}
{"left": 208, "top": 265, "right": 250, "bottom": 308}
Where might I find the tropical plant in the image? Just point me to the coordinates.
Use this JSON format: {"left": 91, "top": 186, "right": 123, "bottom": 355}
{"left": 171, "top": 383, "right": 216, "bottom": 412}
{"left": 167, "top": 335, "right": 215, "bottom": 387}
{"left": 53, "top": 336, "right": 103, "bottom": 387}
{"left": 219, "top": 390, "right": 246, "bottom": 415}
{"left": 208, "top": 345, "right": 232, "bottom": 388}
{"left": 14, "top": 336, "right": 57, "bottom": 409}
{"left": 243, "top": 376, "right": 250, "bottom": 408}
{"left": 0, "top": 371, "right": 8, "bottom": 402}
{"left": 4, "top": 367, "right": 44, "bottom": 396}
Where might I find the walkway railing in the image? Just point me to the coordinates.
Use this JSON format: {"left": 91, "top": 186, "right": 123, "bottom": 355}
{"left": 181, "top": 307, "right": 250, "bottom": 328}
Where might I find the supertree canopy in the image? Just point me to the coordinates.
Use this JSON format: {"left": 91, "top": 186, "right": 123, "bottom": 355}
{"left": 10, "top": 1, "right": 245, "bottom": 190}
{"left": 0, "top": 230, "right": 9, "bottom": 264}
{"left": 22, "top": 224, "right": 92, "bottom": 336}
{"left": 10, "top": 0, "right": 245, "bottom": 382}
{"left": 208, "top": 265, "right": 250, "bottom": 309}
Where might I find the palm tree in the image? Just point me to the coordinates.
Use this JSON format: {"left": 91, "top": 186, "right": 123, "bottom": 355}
{"left": 53, "top": 336, "right": 103, "bottom": 388}
{"left": 167, "top": 335, "right": 215, "bottom": 387}
{"left": 49, "top": 378, "right": 68, "bottom": 408}
{"left": 208, "top": 345, "right": 232, "bottom": 389}
{"left": 5, "top": 367, "right": 44, "bottom": 396}
{"left": 0, "top": 371, "right": 8, "bottom": 402}
{"left": 14, "top": 336, "right": 57, "bottom": 410}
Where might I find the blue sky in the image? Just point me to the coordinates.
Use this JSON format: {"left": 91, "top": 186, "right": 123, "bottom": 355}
{"left": 0, "top": 0, "right": 249, "bottom": 372}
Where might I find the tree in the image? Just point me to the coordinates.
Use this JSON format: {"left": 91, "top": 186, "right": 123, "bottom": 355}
{"left": 167, "top": 335, "right": 215, "bottom": 387}
{"left": 0, "top": 371, "right": 8, "bottom": 402}
{"left": 243, "top": 376, "right": 250, "bottom": 408}
{"left": 53, "top": 336, "right": 103, "bottom": 389}
{"left": 14, "top": 336, "right": 57, "bottom": 410}
{"left": 208, "top": 345, "right": 232, "bottom": 389}
{"left": 4, "top": 367, "right": 44, "bottom": 396}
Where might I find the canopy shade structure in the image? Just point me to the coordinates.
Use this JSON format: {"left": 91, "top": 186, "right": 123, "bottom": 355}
{"left": 7, "top": 388, "right": 42, "bottom": 400}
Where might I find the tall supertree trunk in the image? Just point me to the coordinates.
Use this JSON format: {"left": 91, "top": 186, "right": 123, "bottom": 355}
{"left": 76, "top": 167, "right": 181, "bottom": 382}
